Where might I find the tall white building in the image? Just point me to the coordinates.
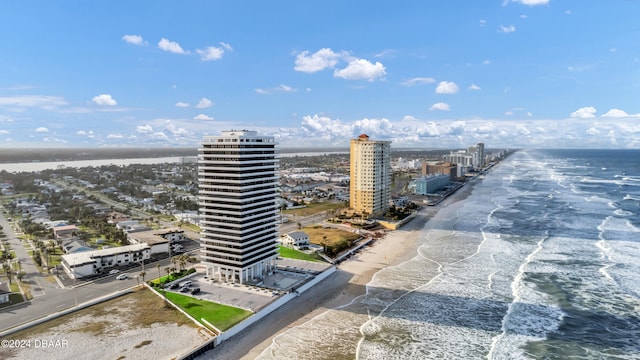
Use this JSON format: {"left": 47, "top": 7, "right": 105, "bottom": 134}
{"left": 198, "top": 130, "right": 279, "bottom": 284}
{"left": 350, "top": 134, "right": 391, "bottom": 216}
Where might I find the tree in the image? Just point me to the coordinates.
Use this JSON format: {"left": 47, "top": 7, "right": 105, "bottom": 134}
{"left": 139, "top": 271, "right": 146, "bottom": 283}
{"left": 3, "top": 264, "right": 13, "bottom": 284}
{"left": 156, "top": 264, "right": 161, "bottom": 281}
{"left": 17, "top": 271, "right": 25, "bottom": 282}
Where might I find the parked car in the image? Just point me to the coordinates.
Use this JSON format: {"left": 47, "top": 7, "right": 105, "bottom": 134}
{"left": 190, "top": 287, "right": 200, "bottom": 295}
{"left": 109, "top": 269, "right": 119, "bottom": 275}
{"left": 179, "top": 286, "right": 190, "bottom": 293}
{"left": 116, "top": 274, "right": 127, "bottom": 280}
{"left": 179, "top": 280, "right": 192, "bottom": 288}
{"left": 169, "top": 283, "right": 179, "bottom": 289}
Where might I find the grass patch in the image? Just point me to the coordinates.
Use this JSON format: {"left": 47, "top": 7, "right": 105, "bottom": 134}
{"left": 178, "top": 222, "right": 200, "bottom": 232}
{"left": 149, "top": 268, "right": 195, "bottom": 287}
{"left": 283, "top": 201, "right": 345, "bottom": 217}
{"left": 164, "top": 291, "right": 252, "bottom": 331}
{"left": 278, "top": 245, "right": 323, "bottom": 262}
{"left": 302, "top": 226, "right": 360, "bottom": 247}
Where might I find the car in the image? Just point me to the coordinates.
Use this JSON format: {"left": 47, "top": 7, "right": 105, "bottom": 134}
{"left": 190, "top": 287, "right": 200, "bottom": 295}
{"left": 116, "top": 274, "right": 127, "bottom": 280}
{"left": 109, "top": 269, "right": 119, "bottom": 275}
{"left": 169, "top": 283, "right": 179, "bottom": 289}
{"left": 179, "top": 286, "right": 190, "bottom": 293}
{"left": 179, "top": 280, "right": 192, "bottom": 288}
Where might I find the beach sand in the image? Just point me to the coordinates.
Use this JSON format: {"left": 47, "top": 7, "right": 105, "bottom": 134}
{"left": 205, "top": 181, "right": 477, "bottom": 360}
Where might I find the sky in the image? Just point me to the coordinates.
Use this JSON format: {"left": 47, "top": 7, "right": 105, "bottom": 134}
{"left": 1, "top": 0, "right": 640, "bottom": 149}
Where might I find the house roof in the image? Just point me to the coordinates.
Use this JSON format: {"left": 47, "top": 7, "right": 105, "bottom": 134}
{"left": 53, "top": 225, "right": 77, "bottom": 232}
{"left": 286, "top": 231, "right": 308, "bottom": 240}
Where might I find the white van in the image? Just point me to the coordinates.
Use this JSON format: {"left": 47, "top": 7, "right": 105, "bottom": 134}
{"left": 179, "top": 280, "right": 192, "bottom": 288}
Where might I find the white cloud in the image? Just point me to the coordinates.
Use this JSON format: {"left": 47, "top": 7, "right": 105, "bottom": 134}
{"left": 76, "top": 130, "right": 94, "bottom": 138}
{"left": 278, "top": 84, "right": 295, "bottom": 92}
{"left": 92, "top": 94, "right": 117, "bottom": 106}
{"left": 151, "top": 132, "right": 170, "bottom": 141}
{"left": 176, "top": 101, "right": 190, "bottom": 108}
{"left": 136, "top": 125, "right": 153, "bottom": 133}
{"left": 0, "top": 130, "right": 8, "bottom": 134}
{"left": 294, "top": 48, "right": 344, "bottom": 73}
{"left": 511, "top": 0, "right": 550, "bottom": 5}
{"left": 483, "top": 60, "right": 491, "bottom": 65}
{"left": 468, "top": 83, "right": 481, "bottom": 91}
{"left": 195, "top": 98, "right": 213, "bottom": 109}
{"left": 255, "top": 84, "right": 297, "bottom": 94}
{"left": 35, "top": 127, "right": 49, "bottom": 133}
{"left": 164, "top": 120, "right": 191, "bottom": 137}
{"left": 196, "top": 43, "right": 231, "bottom": 61}
{"left": 571, "top": 106, "right": 597, "bottom": 118}
{"left": 334, "top": 59, "right": 386, "bottom": 81}
{"left": 194, "top": 114, "right": 214, "bottom": 121}
{"left": 0, "top": 95, "right": 67, "bottom": 109}
{"left": 602, "top": 108, "right": 639, "bottom": 118}
{"left": 500, "top": 25, "right": 516, "bottom": 33}
{"left": 42, "top": 137, "right": 67, "bottom": 143}
{"left": 480, "top": 19, "right": 487, "bottom": 26}
{"left": 430, "top": 102, "right": 451, "bottom": 111}
{"left": 435, "top": 81, "right": 459, "bottom": 94}
{"left": 158, "top": 38, "right": 188, "bottom": 54}
{"left": 122, "top": 34, "right": 146, "bottom": 46}
{"left": 401, "top": 77, "right": 436, "bottom": 86}
{"left": 107, "top": 134, "right": 123, "bottom": 139}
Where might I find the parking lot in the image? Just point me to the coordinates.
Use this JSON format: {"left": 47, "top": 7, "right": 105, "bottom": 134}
{"left": 164, "top": 259, "right": 333, "bottom": 311}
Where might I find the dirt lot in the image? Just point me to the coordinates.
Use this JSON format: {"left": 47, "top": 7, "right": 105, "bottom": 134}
{"left": 0, "top": 288, "right": 210, "bottom": 360}
{"left": 302, "top": 225, "right": 361, "bottom": 246}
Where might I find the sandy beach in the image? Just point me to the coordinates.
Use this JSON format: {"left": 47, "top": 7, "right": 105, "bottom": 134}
{"left": 205, "top": 181, "right": 477, "bottom": 360}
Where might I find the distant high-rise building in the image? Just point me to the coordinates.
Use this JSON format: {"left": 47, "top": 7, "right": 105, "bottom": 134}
{"left": 349, "top": 134, "right": 391, "bottom": 216}
{"left": 444, "top": 142, "right": 486, "bottom": 171}
{"left": 198, "top": 130, "right": 279, "bottom": 284}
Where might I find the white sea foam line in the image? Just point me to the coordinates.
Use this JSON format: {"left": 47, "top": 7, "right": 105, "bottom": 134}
{"left": 356, "top": 202, "right": 490, "bottom": 358}
{"left": 487, "top": 231, "right": 552, "bottom": 359}
{"left": 595, "top": 216, "right": 619, "bottom": 287}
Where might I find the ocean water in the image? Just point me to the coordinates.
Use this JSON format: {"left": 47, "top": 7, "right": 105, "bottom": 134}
{"left": 258, "top": 149, "right": 640, "bottom": 359}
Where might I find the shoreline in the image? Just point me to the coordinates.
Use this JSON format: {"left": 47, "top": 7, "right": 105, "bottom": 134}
{"left": 204, "top": 179, "right": 479, "bottom": 360}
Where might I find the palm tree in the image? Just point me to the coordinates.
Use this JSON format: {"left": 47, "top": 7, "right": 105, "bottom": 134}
{"left": 139, "top": 271, "right": 146, "bottom": 283}
{"left": 156, "top": 264, "right": 161, "bottom": 281}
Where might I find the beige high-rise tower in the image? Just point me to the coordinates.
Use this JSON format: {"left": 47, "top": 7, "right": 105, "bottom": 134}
{"left": 349, "top": 134, "right": 391, "bottom": 217}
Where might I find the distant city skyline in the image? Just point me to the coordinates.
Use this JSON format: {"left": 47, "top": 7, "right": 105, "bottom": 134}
{"left": 1, "top": 1, "right": 640, "bottom": 149}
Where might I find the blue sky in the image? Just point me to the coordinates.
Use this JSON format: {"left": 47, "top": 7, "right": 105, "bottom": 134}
{"left": 1, "top": 0, "right": 640, "bottom": 149}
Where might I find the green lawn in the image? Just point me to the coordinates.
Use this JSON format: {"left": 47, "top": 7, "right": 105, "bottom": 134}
{"left": 278, "top": 245, "right": 323, "bottom": 262}
{"left": 282, "top": 201, "right": 345, "bottom": 217}
{"left": 164, "top": 291, "right": 252, "bottom": 331}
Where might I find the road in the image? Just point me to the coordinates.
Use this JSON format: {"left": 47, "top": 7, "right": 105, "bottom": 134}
{"left": 51, "top": 179, "right": 152, "bottom": 219}
{"left": 0, "top": 199, "right": 325, "bottom": 333}
{"left": 0, "top": 204, "right": 200, "bottom": 333}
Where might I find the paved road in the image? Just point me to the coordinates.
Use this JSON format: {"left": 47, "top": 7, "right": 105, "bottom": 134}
{"left": 0, "top": 203, "right": 200, "bottom": 333}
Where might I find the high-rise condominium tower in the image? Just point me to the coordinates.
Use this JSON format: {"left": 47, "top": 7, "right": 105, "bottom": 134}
{"left": 198, "top": 130, "right": 279, "bottom": 283}
{"left": 349, "top": 134, "right": 391, "bottom": 216}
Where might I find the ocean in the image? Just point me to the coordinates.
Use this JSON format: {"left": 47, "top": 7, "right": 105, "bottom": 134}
{"left": 258, "top": 149, "right": 640, "bottom": 359}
